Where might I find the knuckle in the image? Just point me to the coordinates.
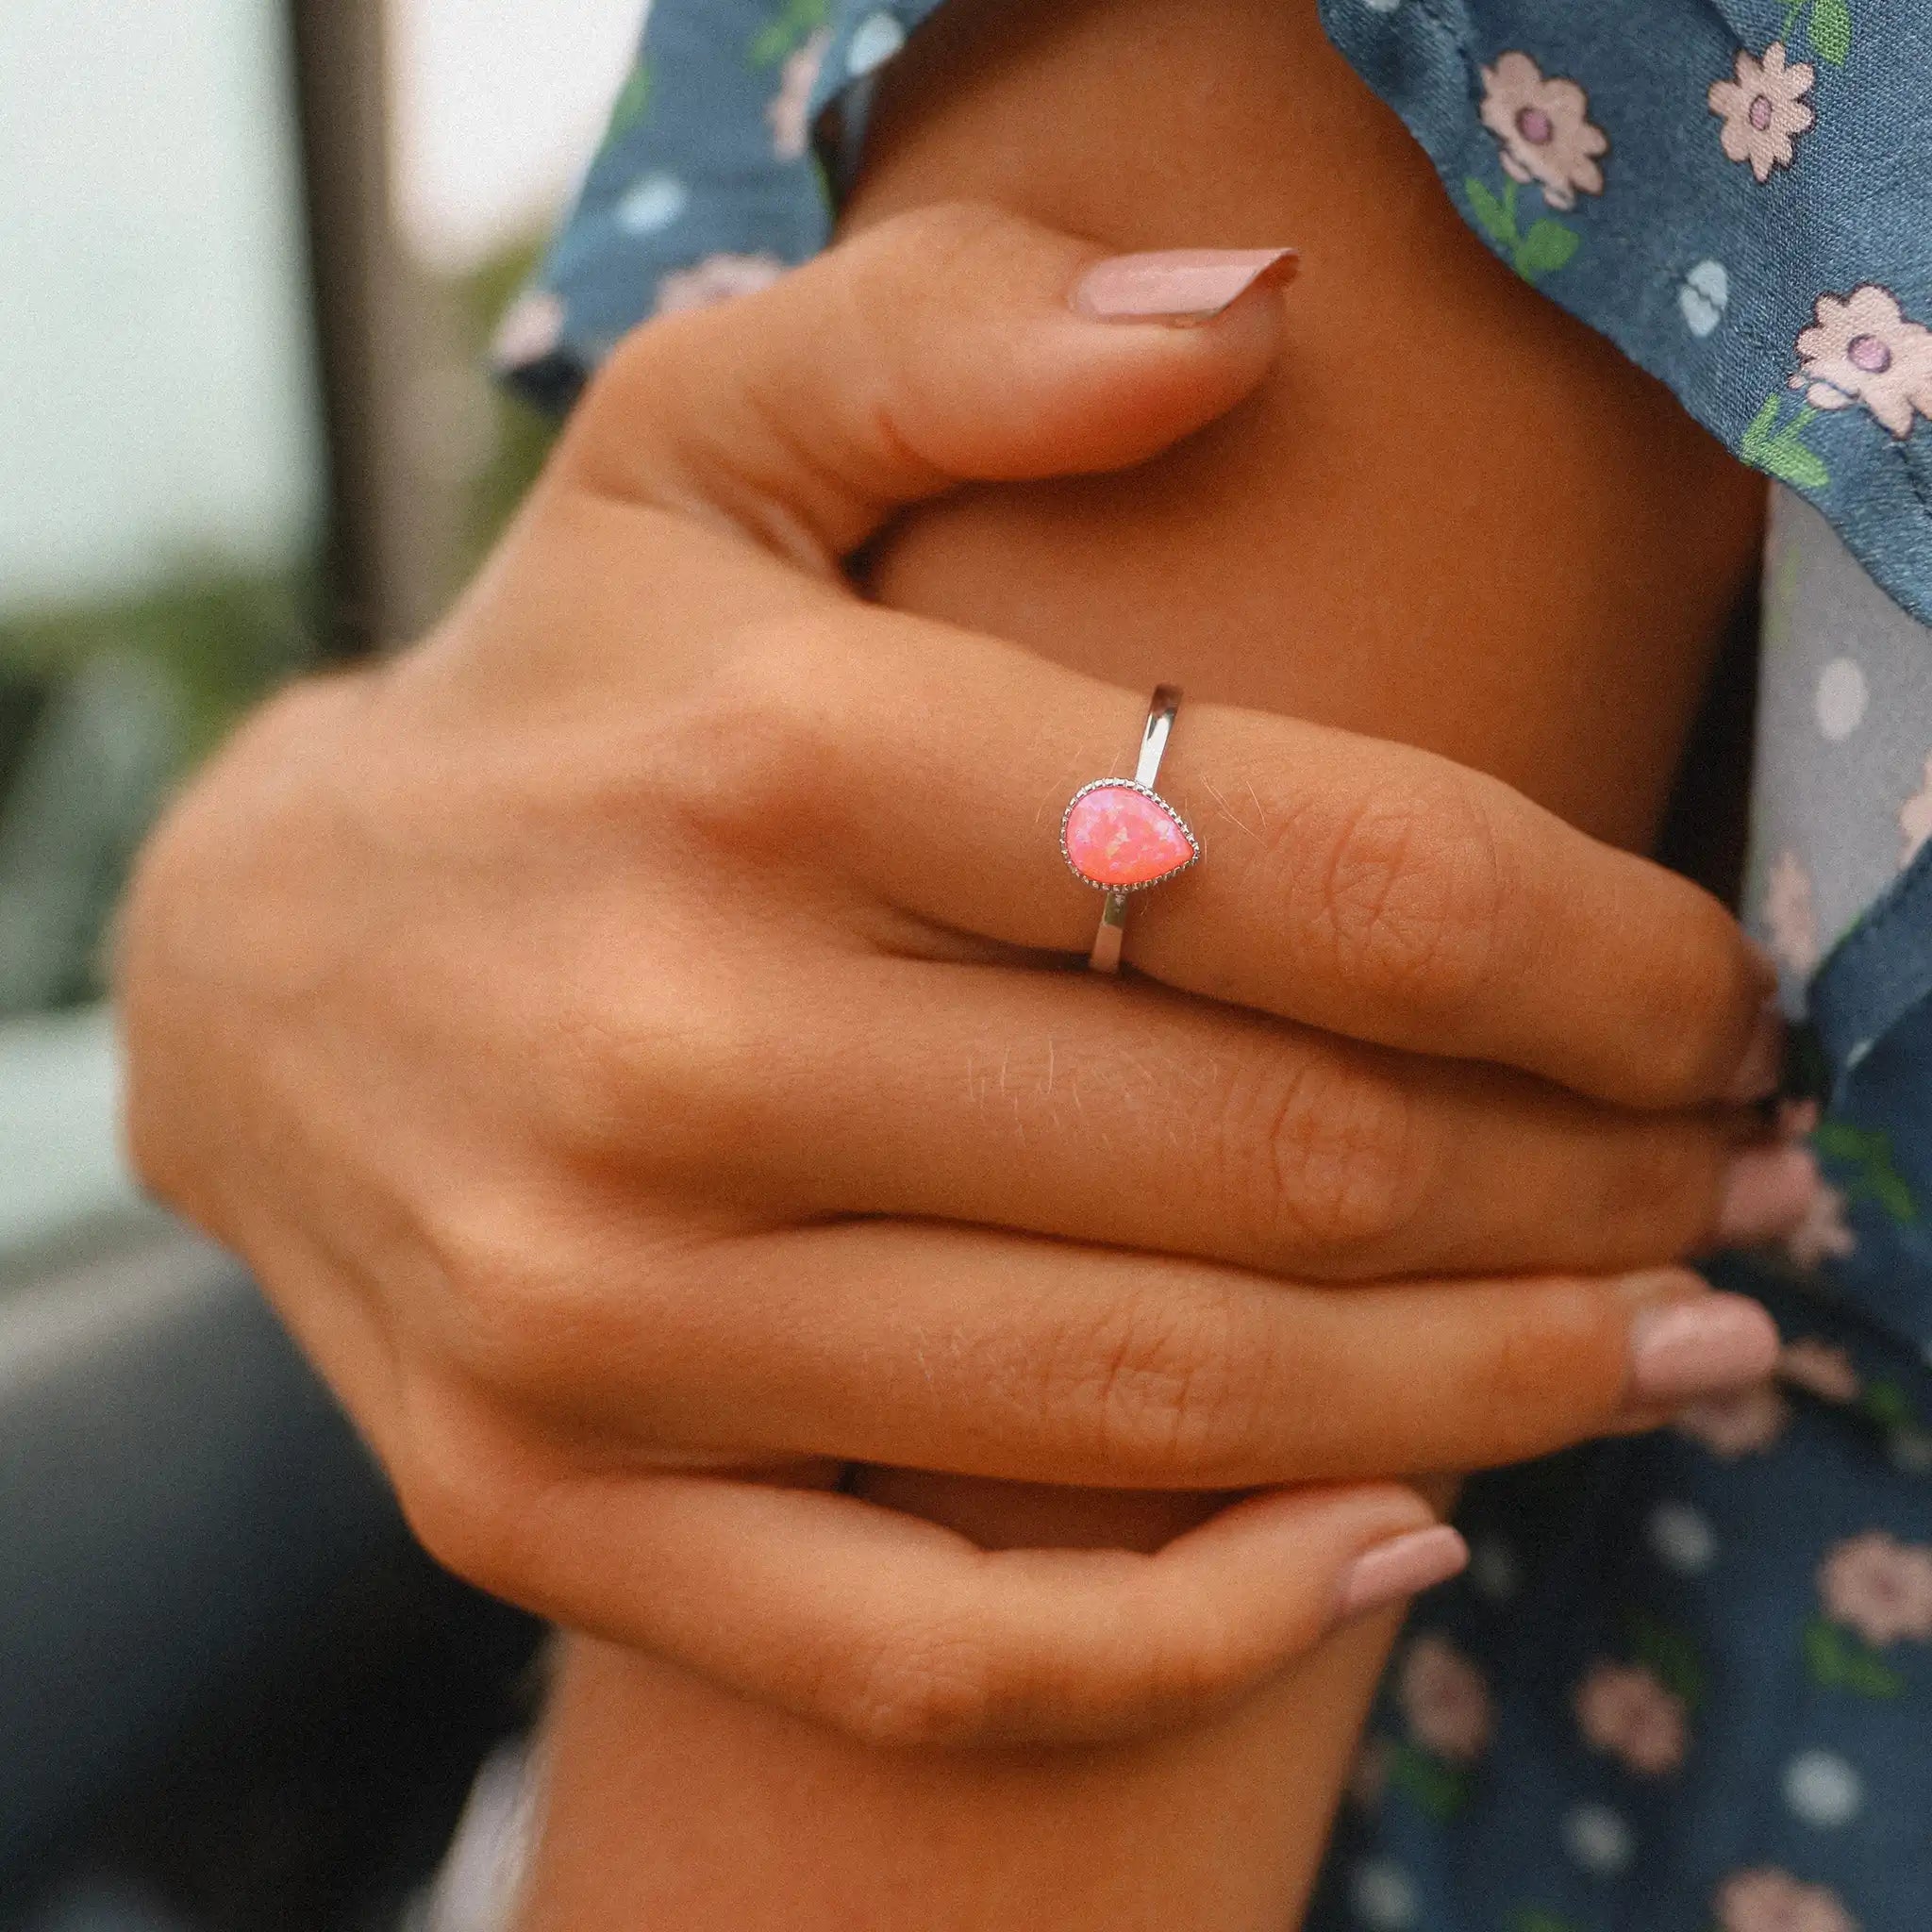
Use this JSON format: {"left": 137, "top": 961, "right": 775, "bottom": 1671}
{"left": 832, "top": 1613, "right": 1000, "bottom": 1748}
{"left": 419, "top": 1206, "right": 593, "bottom": 1400}
{"left": 1284, "top": 768, "right": 1511, "bottom": 1025}
{"left": 538, "top": 965, "right": 774, "bottom": 1176}
{"left": 1599, "top": 1124, "right": 1727, "bottom": 1261}
{"left": 390, "top": 1392, "right": 534, "bottom": 1602}
{"left": 575, "top": 302, "right": 715, "bottom": 445}
{"left": 397, "top": 1466, "right": 514, "bottom": 1598}
{"left": 1463, "top": 1284, "right": 1615, "bottom": 1455}
{"left": 1647, "top": 905, "right": 1763, "bottom": 1100}
{"left": 411, "top": 1182, "right": 714, "bottom": 1414}
{"left": 1038, "top": 1282, "right": 1269, "bottom": 1483}
{"left": 653, "top": 620, "right": 857, "bottom": 855}
{"left": 1125, "top": 1602, "right": 1257, "bottom": 1723}
{"left": 1480, "top": 1317, "right": 1557, "bottom": 1416}
{"left": 1218, "top": 1044, "right": 1434, "bottom": 1262}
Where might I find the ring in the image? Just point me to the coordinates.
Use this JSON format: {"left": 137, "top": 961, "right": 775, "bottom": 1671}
{"left": 1060, "top": 685, "right": 1200, "bottom": 974}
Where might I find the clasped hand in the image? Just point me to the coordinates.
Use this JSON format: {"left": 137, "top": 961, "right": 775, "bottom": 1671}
{"left": 119, "top": 205, "right": 1789, "bottom": 1749}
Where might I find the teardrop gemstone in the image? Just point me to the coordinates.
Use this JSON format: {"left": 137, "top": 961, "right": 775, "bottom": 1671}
{"left": 1062, "top": 784, "right": 1197, "bottom": 889}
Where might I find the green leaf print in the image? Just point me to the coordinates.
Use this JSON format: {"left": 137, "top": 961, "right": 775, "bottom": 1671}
{"left": 1625, "top": 1610, "right": 1705, "bottom": 1707}
{"left": 604, "top": 61, "right": 653, "bottom": 140}
{"left": 1462, "top": 175, "right": 1579, "bottom": 285}
{"left": 1510, "top": 1913, "right": 1583, "bottom": 1932}
{"left": 1811, "top": 0, "right": 1853, "bottom": 64}
{"left": 1385, "top": 1740, "right": 1472, "bottom": 1820}
{"left": 1805, "top": 1614, "right": 1907, "bottom": 1698}
{"left": 749, "top": 0, "right": 831, "bottom": 65}
{"left": 1813, "top": 1119, "right": 1877, "bottom": 1163}
{"left": 1741, "top": 394, "right": 1781, "bottom": 453}
{"left": 1874, "top": 1169, "right": 1919, "bottom": 1220}
{"left": 1813, "top": 1119, "right": 1920, "bottom": 1223}
{"left": 1740, "top": 395, "right": 1832, "bottom": 491}
{"left": 1782, "top": 0, "right": 1853, "bottom": 60}
{"left": 1465, "top": 175, "right": 1517, "bottom": 250}
{"left": 1768, "top": 441, "right": 1829, "bottom": 490}
{"left": 1861, "top": 1377, "right": 1921, "bottom": 1432}
{"left": 1514, "top": 218, "right": 1580, "bottom": 282}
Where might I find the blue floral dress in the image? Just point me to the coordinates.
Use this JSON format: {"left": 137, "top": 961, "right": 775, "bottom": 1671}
{"left": 497, "top": 6, "right": 1932, "bottom": 1927}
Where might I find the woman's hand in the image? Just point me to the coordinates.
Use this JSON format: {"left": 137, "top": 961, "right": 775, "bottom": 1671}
{"left": 118, "top": 204, "right": 1789, "bottom": 1747}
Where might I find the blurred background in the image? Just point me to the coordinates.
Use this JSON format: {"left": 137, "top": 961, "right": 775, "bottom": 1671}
{"left": 2, "top": 4, "right": 644, "bottom": 1925}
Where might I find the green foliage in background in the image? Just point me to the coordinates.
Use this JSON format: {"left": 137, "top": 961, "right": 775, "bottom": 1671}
{"left": 0, "top": 565, "right": 316, "bottom": 763}
{"left": 0, "top": 568, "right": 318, "bottom": 1014}
{"left": 451, "top": 240, "right": 561, "bottom": 582}
{"left": 0, "top": 240, "right": 558, "bottom": 1019}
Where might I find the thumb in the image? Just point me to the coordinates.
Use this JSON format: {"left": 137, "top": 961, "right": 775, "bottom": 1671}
{"left": 555, "top": 201, "right": 1295, "bottom": 568}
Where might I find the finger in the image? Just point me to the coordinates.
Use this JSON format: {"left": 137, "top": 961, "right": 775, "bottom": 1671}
{"left": 555, "top": 203, "right": 1295, "bottom": 570}
{"left": 693, "top": 953, "right": 1783, "bottom": 1282}
{"left": 473, "top": 192, "right": 1772, "bottom": 1105}
{"left": 664, "top": 613, "right": 1778, "bottom": 1108}
{"left": 395, "top": 1446, "right": 1454, "bottom": 1747}
{"left": 450, "top": 1218, "right": 1779, "bottom": 1491}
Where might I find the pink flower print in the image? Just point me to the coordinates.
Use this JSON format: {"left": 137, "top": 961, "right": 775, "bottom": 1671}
{"left": 1784, "top": 1183, "right": 1857, "bottom": 1270}
{"left": 1675, "top": 1382, "right": 1791, "bottom": 1457}
{"left": 1478, "top": 52, "right": 1607, "bottom": 210}
{"left": 1715, "top": 1869, "right": 1858, "bottom": 1932}
{"left": 490, "top": 290, "right": 565, "bottom": 371}
{"left": 1819, "top": 1530, "right": 1932, "bottom": 1645}
{"left": 1764, "top": 848, "right": 1819, "bottom": 974}
{"left": 1708, "top": 43, "right": 1815, "bottom": 182}
{"left": 767, "top": 29, "right": 829, "bottom": 161}
{"left": 655, "top": 252, "right": 788, "bottom": 316}
{"left": 1901, "top": 755, "right": 1932, "bottom": 868}
{"left": 1396, "top": 1632, "right": 1492, "bottom": 1763}
{"left": 1745, "top": 1150, "right": 1856, "bottom": 1275}
{"left": 1778, "top": 1337, "right": 1860, "bottom": 1404}
{"left": 1791, "top": 285, "right": 1932, "bottom": 439}
{"left": 1574, "top": 1660, "right": 1688, "bottom": 1775}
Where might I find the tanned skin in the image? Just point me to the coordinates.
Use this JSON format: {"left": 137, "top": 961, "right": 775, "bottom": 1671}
{"left": 524, "top": 0, "right": 1764, "bottom": 1922}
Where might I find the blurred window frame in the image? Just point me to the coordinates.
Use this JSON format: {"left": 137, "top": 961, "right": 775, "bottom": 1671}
{"left": 4, "top": 1, "right": 441, "bottom": 1280}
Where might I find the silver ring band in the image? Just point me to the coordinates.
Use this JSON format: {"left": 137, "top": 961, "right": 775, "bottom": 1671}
{"left": 1059, "top": 685, "right": 1199, "bottom": 974}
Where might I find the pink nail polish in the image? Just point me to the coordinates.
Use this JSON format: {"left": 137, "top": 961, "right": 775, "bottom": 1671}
{"left": 1714, "top": 1142, "right": 1824, "bottom": 1246}
{"left": 1072, "top": 248, "right": 1299, "bottom": 325}
{"left": 1626, "top": 1294, "right": 1780, "bottom": 1407}
{"left": 1724, "top": 998, "right": 1787, "bottom": 1103}
{"left": 1333, "top": 1525, "right": 1469, "bottom": 1625}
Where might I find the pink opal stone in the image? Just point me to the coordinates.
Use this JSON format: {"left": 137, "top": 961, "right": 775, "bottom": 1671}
{"left": 1063, "top": 784, "right": 1196, "bottom": 888}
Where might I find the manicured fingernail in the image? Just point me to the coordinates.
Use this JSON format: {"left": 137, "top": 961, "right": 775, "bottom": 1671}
{"left": 1626, "top": 1294, "right": 1780, "bottom": 1407}
{"left": 1333, "top": 1525, "right": 1469, "bottom": 1625}
{"left": 1072, "top": 248, "right": 1299, "bottom": 325}
{"left": 1714, "top": 1142, "right": 1823, "bottom": 1246}
{"left": 1724, "top": 998, "right": 1786, "bottom": 1103}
